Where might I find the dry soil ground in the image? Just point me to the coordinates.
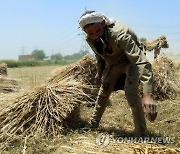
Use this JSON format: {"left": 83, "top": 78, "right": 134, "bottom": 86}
{"left": 0, "top": 63, "right": 180, "bottom": 154}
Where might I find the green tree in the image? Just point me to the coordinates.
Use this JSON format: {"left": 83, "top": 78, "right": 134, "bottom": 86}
{"left": 64, "top": 50, "right": 89, "bottom": 60}
{"left": 31, "top": 49, "right": 46, "bottom": 60}
{"left": 51, "top": 53, "right": 63, "bottom": 60}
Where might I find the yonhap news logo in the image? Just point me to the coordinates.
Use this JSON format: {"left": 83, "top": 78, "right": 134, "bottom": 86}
{"left": 96, "top": 133, "right": 110, "bottom": 148}
{"left": 96, "top": 133, "right": 175, "bottom": 147}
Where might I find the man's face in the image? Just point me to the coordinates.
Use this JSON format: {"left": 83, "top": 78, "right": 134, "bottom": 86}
{"left": 84, "top": 22, "right": 105, "bottom": 42}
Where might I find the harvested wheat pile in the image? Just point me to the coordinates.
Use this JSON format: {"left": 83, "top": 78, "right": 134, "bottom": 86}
{"left": 47, "top": 55, "right": 98, "bottom": 102}
{"left": 0, "top": 78, "right": 90, "bottom": 150}
{"left": 140, "top": 35, "right": 169, "bottom": 51}
{"left": 175, "top": 62, "right": 180, "bottom": 70}
{"left": 152, "top": 55, "right": 180, "bottom": 100}
{"left": 48, "top": 55, "right": 97, "bottom": 86}
{"left": 0, "top": 64, "right": 20, "bottom": 93}
{"left": 0, "top": 76, "right": 20, "bottom": 93}
{"left": 0, "top": 63, "right": 7, "bottom": 76}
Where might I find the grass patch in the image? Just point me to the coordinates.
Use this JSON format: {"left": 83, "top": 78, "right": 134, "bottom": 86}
{"left": 0, "top": 59, "right": 75, "bottom": 68}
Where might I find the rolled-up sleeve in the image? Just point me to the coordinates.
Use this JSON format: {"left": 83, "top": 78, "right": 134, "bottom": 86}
{"left": 117, "top": 33, "right": 154, "bottom": 93}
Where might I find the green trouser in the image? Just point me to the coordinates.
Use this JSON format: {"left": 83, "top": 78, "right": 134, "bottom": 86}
{"left": 90, "top": 64, "right": 147, "bottom": 134}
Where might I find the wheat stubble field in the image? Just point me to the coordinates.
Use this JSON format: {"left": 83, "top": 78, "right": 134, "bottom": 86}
{"left": 0, "top": 57, "right": 180, "bottom": 154}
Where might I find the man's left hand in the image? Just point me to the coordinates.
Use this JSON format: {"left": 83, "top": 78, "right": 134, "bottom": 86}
{"left": 142, "top": 93, "right": 157, "bottom": 122}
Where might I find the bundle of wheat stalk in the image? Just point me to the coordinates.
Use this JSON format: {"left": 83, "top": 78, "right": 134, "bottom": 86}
{"left": 0, "top": 63, "right": 7, "bottom": 76}
{"left": 140, "top": 35, "right": 169, "bottom": 51}
{"left": 0, "top": 78, "right": 89, "bottom": 150}
{"left": 0, "top": 76, "right": 19, "bottom": 93}
{"left": 0, "top": 63, "right": 20, "bottom": 93}
{"left": 47, "top": 55, "right": 99, "bottom": 102}
{"left": 152, "top": 55, "right": 180, "bottom": 100}
{"left": 175, "top": 62, "right": 180, "bottom": 70}
{"left": 48, "top": 55, "right": 97, "bottom": 86}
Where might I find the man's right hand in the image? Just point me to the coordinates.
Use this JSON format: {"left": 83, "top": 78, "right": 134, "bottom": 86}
{"left": 95, "top": 73, "right": 102, "bottom": 86}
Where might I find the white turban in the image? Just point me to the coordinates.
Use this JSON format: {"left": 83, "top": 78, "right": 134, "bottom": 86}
{"left": 79, "top": 12, "right": 114, "bottom": 29}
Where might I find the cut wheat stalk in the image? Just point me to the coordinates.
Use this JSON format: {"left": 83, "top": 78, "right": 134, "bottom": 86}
{"left": 47, "top": 55, "right": 98, "bottom": 105}
{"left": 0, "top": 63, "right": 7, "bottom": 76}
{"left": 0, "top": 76, "right": 20, "bottom": 93}
{"left": 140, "top": 35, "right": 169, "bottom": 51}
{"left": 152, "top": 55, "right": 180, "bottom": 100}
{"left": 47, "top": 55, "right": 97, "bottom": 87}
{"left": 0, "top": 78, "right": 90, "bottom": 151}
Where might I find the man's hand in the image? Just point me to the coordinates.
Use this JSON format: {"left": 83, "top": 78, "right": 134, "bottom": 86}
{"left": 95, "top": 73, "right": 102, "bottom": 86}
{"left": 142, "top": 93, "right": 157, "bottom": 122}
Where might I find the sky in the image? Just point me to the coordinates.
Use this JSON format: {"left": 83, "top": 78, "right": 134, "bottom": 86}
{"left": 0, "top": 0, "right": 180, "bottom": 60}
